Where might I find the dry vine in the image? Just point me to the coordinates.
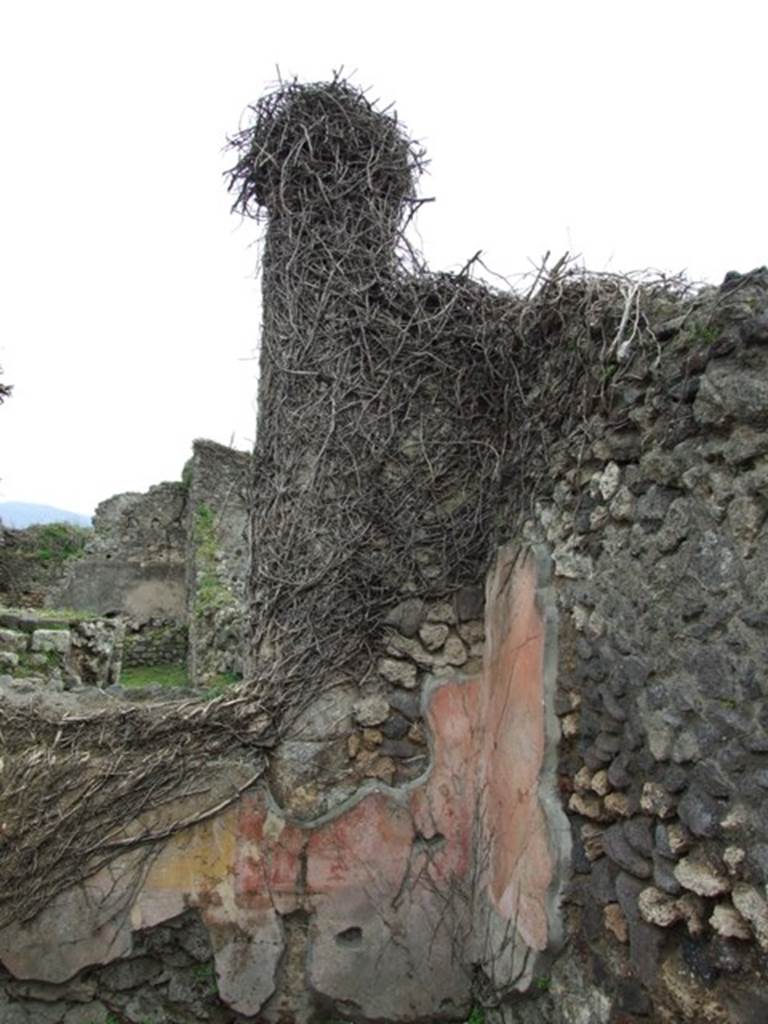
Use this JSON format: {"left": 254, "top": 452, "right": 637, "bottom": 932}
{"left": 228, "top": 73, "right": 699, "bottom": 710}
{"left": 0, "top": 687, "right": 279, "bottom": 926}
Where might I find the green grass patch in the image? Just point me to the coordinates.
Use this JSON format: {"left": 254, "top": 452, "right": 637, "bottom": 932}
{"left": 120, "top": 663, "right": 189, "bottom": 688}
{"left": 26, "top": 523, "right": 90, "bottom": 564}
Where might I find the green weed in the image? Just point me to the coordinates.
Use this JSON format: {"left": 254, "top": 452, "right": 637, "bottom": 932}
{"left": 29, "top": 523, "right": 90, "bottom": 564}
{"left": 120, "top": 663, "right": 188, "bottom": 688}
{"left": 193, "top": 504, "right": 236, "bottom": 617}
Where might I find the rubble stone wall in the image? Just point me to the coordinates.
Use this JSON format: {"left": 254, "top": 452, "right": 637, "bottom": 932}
{"left": 42, "top": 442, "right": 251, "bottom": 685}
{"left": 0, "top": 523, "right": 90, "bottom": 608}
{"left": 498, "top": 268, "right": 768, "bottom": 1024}
{"left": 185, "top": 439, "right": 251, "bottom": 684}
{"left": 3, "top": 268, "right": 767, "bottom": 1021}
{"left": 121, "top": 619, "right": 188, "bottom": 668}
{"left": 49, "top": 483, "right": 188, "bottom": 621}
{"left": 0, "top": 609, "right": 123, "bottom": 690}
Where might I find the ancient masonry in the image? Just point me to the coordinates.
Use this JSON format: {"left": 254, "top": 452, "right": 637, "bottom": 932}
{"left": 1, "top": 77, "right": 768, "bottom": 1024}
{"left": 48, "top": 437, "right": 251, "bottom": 686}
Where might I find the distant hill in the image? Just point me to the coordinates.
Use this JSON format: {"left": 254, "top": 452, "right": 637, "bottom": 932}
{"left": 0, "top": 502, "right": 92, "bottom": 529}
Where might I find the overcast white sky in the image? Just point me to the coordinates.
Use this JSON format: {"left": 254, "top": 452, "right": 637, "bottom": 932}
{"left": 1, "top": 1, "right": 766, "bottom": 517}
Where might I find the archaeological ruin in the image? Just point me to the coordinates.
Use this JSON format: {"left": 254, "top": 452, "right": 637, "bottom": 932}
{"left": 2, "top": 76, "right": 768, "bottom": 1024}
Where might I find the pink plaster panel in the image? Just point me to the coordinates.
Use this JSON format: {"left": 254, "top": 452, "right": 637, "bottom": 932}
{"left": 480, "top": 549, "right": 553, "bottom": 953}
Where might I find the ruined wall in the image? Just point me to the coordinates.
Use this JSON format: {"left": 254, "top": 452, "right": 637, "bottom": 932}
{"left": 50, "top": 483, "right": 188, "bottom": 621}
{"left": 0, "top": 545, "right": 567, "bottom": 1024}
{"left": 45, "top": 442, "right": 251, "bottom": 684}
{"left": 5, "top": 269, "right": 763, "bottom": 1024}
{"left": 2, "top": 72, "right": 768, "bottom": 1024}
{"left": 0, "top": 522, "right": 90, "bottom": 607}
{"left": 499, "top": 267, "right": 768, "bottom": 1024}
{"left": 0, "top": 609, "right": 123, "bottom": 689}
{"left": 185, "top": 438, "right": 250, "bottom": 684}
{"left": 121, "top": 619, "right": 188, "bottom": 668}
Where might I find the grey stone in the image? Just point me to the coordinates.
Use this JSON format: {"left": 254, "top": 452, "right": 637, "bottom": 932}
{"left": 637, "top": 886, "right": 684, "bottom": 928}
{"left": 435, "top": 635, "right": 467, "bottom": 667}
{"left": 583, "top": 746, "right": 612, "bottom": 770}
{"left": 381, "top": 711, "right": 411, "bottom": 740}
{"left": 654, "top": 822, "right": 691, "bottom": 859}
{"left": 615, "top": 871, "right": 664, "bottom": 985}
{"left": 694, "top": 364, "right": 768, "bottom": 427}
{"left": 656, "top": 498, "right": 691, "bottom": 552}
{"left": 639, "top": 449, "right": 679, "bottom": 486}
{"left": 661, "top": 765, "right": 688, "bottom": 793}
{"left": 645, "top": 713, "right": 675, "bottom": 761}
{"left": 0, "top": 628, "right": 26, "bottom": 652}
{"left": 722, "top": 426, "right": 768, "bottom": 465}
{"left": 176, "top": 915, "right": 213, "bottom": 962}
{"left": 675, "top": 855, "right": 730, "bottom": 897}
{"left": 588, "top": 856, "right": 618, "bottom": 906}
{"left": 552, "top": 545, "right": 593, "bottom": 580}
{"left": 379, "top": 738, "right": 423, "bottom": 759}
{"left": 0, "top": 990, "right": 67, "bottom": 1024}
{"left": 732, "top": 884, "right": 768, "bottom": 950}
{"left": 691, "top": 762, "right": 732, "bottom": 798}
{"left": 98, "top": 955, "right": 164, "bottom": 991}
{"left": 352, "top": 695, "right": 390, "bottom": 727}
{"left": 6, "top": 978, "right": 95, "bottom": 1004}
{"left": 620, "top": 655, "right": 650, "bottom": 690}
{"left": 671, "top": 730, "right": 700, "bottom": 764}
{"left": 424, "top": 601, "right": 456, "bottom": 624}
{"left": 623, "top": 817, "right": 654, "bottom": 857}
{"left": 609, "top": 485, "right": 635, "bottom": 521}
{"left": 454, "top": 586, "right": 484, "bottom": 621}
{"left": 418, "top": 622, "right": 449, "bottom": 651}
{"left": 598, "top": 712, "right": 622, "bottom": 735}
{"left": 594, "top": 732, "right": 621, "bottom": 756}
{"left": 123, "top": 988, "right": 167, "bottom": 1024}
{"left": 636, "top": 486, "right": 675, "bottom": 528}
{"left": 747, "top": 843, "right": 768, "bottom": 883}
{"left": 166, "top": 964, "right": 211, "bottom": 1003}
{"left": 616, "top": 978, "right": 652, "bottom": 1017}
{"left": 677, "top": 788, "right": 722, "bottom": 838}
{"left": 602, "top": 824, "right": 652, "bottom": 878}
{"left": 384, "top": 598, "right": 425, "bottom": 637}
{"left": 63, "top": 1004, "right": 110, "bottom": 1024}
{"left": 30, "top": 629, "right": 70, "bottom": 654}
{"left": 596, "top": 462, "right": 621, "bottom": 501}
{"left": 640, "top": 782, "right": 676, "bottom": 819}
{"left": 599, "top": 686, "right": 626, "bottom": 722}
{"left": 386, "top": 689, "right": 420, "bottom": 720}
{"left": 607, "top": 753, "right": 631, "bottom": 789}
{"left": 653, "top": 852, "right": 683, "bottom": 896}
{"left": 377, "top": 657, "right": 418, "bottom": 689}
